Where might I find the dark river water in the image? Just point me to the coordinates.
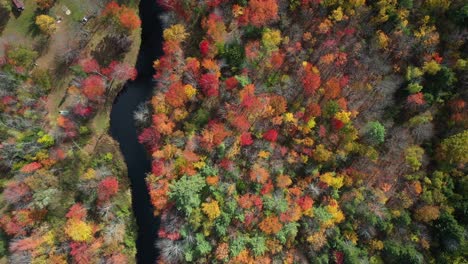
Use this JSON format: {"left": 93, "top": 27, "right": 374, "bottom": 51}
{"left": 109, "top": 0, "right": 163, "bottom": 263}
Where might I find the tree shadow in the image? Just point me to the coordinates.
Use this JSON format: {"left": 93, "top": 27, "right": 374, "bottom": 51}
{"left": 33, "top": 35, "right": 51, "bottom": 56}
{"left": 91, "top": 34, "right": 132, "bottom": 66}
{"left": 27, "top": 9, "right": 45, "bottom": 38}
{"left": 0, "top": 8, "right": 10, "bottom": 34}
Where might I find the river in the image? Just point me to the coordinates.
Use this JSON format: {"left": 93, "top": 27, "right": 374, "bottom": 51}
{"left": 109, "top": 0, "right": 163, "bottom": 263}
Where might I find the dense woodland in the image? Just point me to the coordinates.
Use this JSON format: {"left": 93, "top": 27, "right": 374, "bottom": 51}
{"left": 0, "top": 0, "right": 467, "bottom": 263}
{"left": 138, "top": 0, "right": 467, "bottom": 263}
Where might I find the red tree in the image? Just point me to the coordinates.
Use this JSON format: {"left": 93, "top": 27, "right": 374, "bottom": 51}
{"left": 138, "top": 127, "right": 161, "bottom": 151}
{"left": 73, "top": 104, "right": 93, "bottom": 118}
{"left": 165, "top": 82, "right": 187, "bottom": 107}
{"left": 70, "top": 242, "right": 92, "bottom": 264}
{"left": 98, "top": 177, "right": 119, "bottom": 201}
{"left": 407, "top": 92, "right": 425, "bottom": 106}
{"left": 240, "top": 132, "right": 254, "bottom": 146}
{"left": 263, "top": 129, "right": 278, "bottom": 142}
{"left": 103, "top": 1, "right": 120, "bottom": 16}
{"left": 302, "top": 66, "right": 321, "bottom": 95}
{"left": 66, "top": 203, "right": 88, "bottom": 220}
{"left": 199, "top": 40, "right": 210, "bottom": 57}
{"left": 82, "top": 76, "right": 106, "bottom": 101}
{"left": 245, "top": 0, "right": 279, "bottom": 27}
{"left": 20, "top": 162, "right": 42, "bottom": 173}
{"left": 119, "top": 7, "right": 141, "bottom": 31}
{"left": 199, "top": 73, "right": 219, "bottom": 97}
{"left": 225, "top": 76, "right": 239, "bottom": 90}
{"left": 103, "top": 61, "right": 138, "bottom": 82}
{"left": 79, "top": 58, "right": 100, "bottom": 73}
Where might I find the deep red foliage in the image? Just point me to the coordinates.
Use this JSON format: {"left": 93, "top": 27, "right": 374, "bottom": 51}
{"left": 334, "top": 251, "right": 345, "bottom": 264}
{"left": 240, "top": 132, "right": 254, "bottom": 146}
{"left": 199, "top": 40, "right": 210, "bottom": 57}
{"left": 138, "top": 128, "right": 161, "bottom": 150}
{"left": 225, "top": 76, "right": 239, "bottom": 90}
{"left": 199, "top": 73, "right": 219, "bottom": 97}
{"left": 98, "top": 177, "right": 119, "bottom": 202}
{"left": 73, "top": 104, "right": 93, "bottom": 118}
{"left": 331, "top": 118, "right": 345, "bottom": 130}
{"left": 263, "top": 129, "right": 278, "bottom": 142}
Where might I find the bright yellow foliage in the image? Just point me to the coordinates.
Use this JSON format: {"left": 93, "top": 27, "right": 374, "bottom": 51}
{"left": 262, "top": 29, "right": 282, "bottom": 49}
{"left": 35, "top": 15, "right": 56, "bottom": 34}
{"left": 377, "top": 30, "right": 389, "bottom": 49}
{"left": 423, "top": 60, "right": 441, "bottom": 75}
{"left": 184, "top": 84, "right": 197, "bottom": 99}
{"left": 81, "top": 168, "right": 96, "bottom": 180}
{"left": 65, "top": 219, "right": 93, "bottom": 242}
{"left": 202, "top": 200, "right": 221, "bottom": 220}
{"left": 163, "top": 24, "right": 188, "bottom": 42}
{"left": 320, "top": 172, "right": 344, "bottom": 189}
{"left": 334, "top": 111, "right": 352, "bottom": 124}
{"left": 326, "top": 203, "right": 345, "bottom": 224}
{"left": 331, "top": 7, "right": 344, "bottom": 22}
{"left": 283, "top": 112, "right": 296, "bottom": 123}
{"left": 258, "top": 150, "right": 270, "bottom": 159}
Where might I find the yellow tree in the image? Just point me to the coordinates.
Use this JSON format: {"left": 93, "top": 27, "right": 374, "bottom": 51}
{"left": 35, "top": 15, "right": 56, "bottom": 35}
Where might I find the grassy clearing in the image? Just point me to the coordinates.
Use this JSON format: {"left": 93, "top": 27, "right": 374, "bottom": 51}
{"left": 3, "top": 1, "right": 37, "bottom": 37}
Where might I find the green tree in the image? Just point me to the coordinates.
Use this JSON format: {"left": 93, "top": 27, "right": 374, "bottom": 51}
{"left": 434, "top": 211, "right": 465, "bottom": 253}
{"left": 168, "top": 174, "right": 206, "bottom": 215}
{"left": 366, "top": 121, "right": 386, "bottom": 144}
{"left": 438, "top": 130, "right": 468, "bottom": 164}
{"left": 405, "top": 146, "right": 425, "bottom": 171}
{"left": 32, "top": 69, "right": 52, "bottom": 92}
{"left": 7, "top": 46, "right": 38, "bottom": 68}
{"left": 384, "top": 241, "right": 424, "bottom": 264}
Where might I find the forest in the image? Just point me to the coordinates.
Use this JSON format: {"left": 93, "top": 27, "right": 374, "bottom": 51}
{"left": 1, "top": 0, "right": 467, "bottom": 263}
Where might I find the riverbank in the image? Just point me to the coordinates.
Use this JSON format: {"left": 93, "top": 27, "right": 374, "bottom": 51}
{"left": 110, "top": 0, "right": 164, "bottom": 262}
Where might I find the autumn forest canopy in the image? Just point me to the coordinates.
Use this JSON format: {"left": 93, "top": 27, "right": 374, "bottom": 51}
{"left": 0, "top": 0, "right": 467, "bottom": 263}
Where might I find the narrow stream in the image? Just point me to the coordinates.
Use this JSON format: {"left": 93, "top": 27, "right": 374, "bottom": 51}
{"left": 109, "top": 0, "right": 163, "bottom": 263}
